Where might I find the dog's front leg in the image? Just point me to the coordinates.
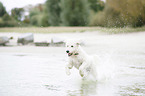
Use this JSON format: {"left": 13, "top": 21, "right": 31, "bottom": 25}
{"left": 65, "top": 62, "right": 73, "bottom": 76}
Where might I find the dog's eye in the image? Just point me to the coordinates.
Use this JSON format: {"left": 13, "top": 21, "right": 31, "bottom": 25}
{"left": 71, "top": 45, "right": 73, "bottom": 47}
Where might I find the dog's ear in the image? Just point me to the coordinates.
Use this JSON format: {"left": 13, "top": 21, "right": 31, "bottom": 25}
{"left": 76, "top": 39, "right": 82, "bottom": 46}
{"left": 76, "top": 42, "right": 80, "bottom": 46}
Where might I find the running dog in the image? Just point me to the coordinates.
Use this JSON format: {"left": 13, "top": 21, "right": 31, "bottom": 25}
{"left": 65, "top": 40, "right": 99, "bottom": 80}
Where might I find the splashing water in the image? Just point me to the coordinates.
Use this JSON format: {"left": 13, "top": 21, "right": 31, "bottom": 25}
{"left": 96, "top": 53, "right": 116, "bottom": 81}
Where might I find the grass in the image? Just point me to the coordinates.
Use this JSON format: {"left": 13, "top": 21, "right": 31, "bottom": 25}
{"left": 0, "top": 26, "right": 145, "bottom": 34}
{"left": 0, "top": 27, "right": 99, "bottom": 33}
{"left": 99, "top": 27, "right": 145, "bottom": 34}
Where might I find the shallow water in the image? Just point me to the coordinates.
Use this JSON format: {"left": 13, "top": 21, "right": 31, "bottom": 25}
{"left": 0, "top": 32, "right": 145, "bottom": 96}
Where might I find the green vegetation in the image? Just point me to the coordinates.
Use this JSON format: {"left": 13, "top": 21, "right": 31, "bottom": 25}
{"left": 0, "top": 2, "right": 18, "bottom": 27}
{"left": 90, "top": 0, "right": 145, "bottom": 27}
{"left": 11, "top": 8, "right": 24, "bottom": 21}
{"left": 107, "top": 0, "right": 145, "bottom": 27}
{"left": 88, "top": 0, "right": 104, "bottom": 12}
{"left": 61, "top": 0, "right": 90, "bottom": 26}
{"left": 0, "top": 27, "right": 98, "bottom": 33}
{"left": 29, "top": 4, "right": 49, "bottom": 27}
{"left": 0, "top": 0, "right": 145, "bottom": 29}
{"left": 46, "top": 0, "right": 61, "bottom": 26}
{"left": 0, "top": 2, "right": 6, "bottom": 17}
{"left": 99, "top": 27, "right": 145, "bottom": 34}
{"left": 0, "top": 27, "right": 144, "bottom": 34}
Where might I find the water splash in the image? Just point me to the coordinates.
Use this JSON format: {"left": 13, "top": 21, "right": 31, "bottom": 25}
{"left": 96, "top": 53, "right": 117, "bottom": 81}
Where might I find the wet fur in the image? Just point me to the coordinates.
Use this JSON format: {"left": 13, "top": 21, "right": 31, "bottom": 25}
{"left": 65, "top": 40, "right": 98, "bottom": 80}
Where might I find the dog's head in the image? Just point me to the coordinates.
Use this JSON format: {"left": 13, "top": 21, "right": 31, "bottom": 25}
{"left": 65, "top": 40, "right": 80, "bottom": 57}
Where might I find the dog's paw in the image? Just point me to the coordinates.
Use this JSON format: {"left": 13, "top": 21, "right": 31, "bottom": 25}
{"left": 66, "top": 71, "right": 71, "bottom": 75}
{"left": 66, "top": 67, "right": 71, "bottom": 76}
{"left": 79, "top": 70, "right": 84, "bottom": 77}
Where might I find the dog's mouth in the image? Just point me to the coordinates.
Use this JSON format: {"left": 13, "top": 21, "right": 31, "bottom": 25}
{"left": 68, "top": 53, "right": 73, "bottom": 56}
{"left": 67, "top": 53, "right": 79, "bottom": 56}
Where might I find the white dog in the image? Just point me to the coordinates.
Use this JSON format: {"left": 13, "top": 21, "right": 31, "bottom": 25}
{"left": 65, "top": 40, "right": 99, "bottom": 80}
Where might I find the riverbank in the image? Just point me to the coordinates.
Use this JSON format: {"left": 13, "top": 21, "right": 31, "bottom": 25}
{"left": 0, "top": 27, "right": 145, "bottom": 34}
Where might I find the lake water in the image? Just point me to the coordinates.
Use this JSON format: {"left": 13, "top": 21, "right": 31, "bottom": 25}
{"left": 0, "top": 32, "right": 145, "bottom": 96}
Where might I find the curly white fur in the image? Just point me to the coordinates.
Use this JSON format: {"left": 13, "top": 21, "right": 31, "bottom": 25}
{"left": 65, "top": 40, "right": 99, "bottom": 81}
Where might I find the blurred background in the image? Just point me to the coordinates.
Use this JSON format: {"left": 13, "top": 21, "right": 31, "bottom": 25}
{"left": 0, "top": 0, "right": 144, "bottom": 28}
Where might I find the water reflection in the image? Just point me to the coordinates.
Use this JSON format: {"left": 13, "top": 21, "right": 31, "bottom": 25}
{"left": 119, "top": 83, "right": 145, "bottom": 96}
{"left": 129, "top": 66, "right": 145, "bottom": 70}
{"left": 45, "top": 85, "right": 60, "bottom": 91}
{"left": 67, "top": 80, "right": 97, "bottom": 96}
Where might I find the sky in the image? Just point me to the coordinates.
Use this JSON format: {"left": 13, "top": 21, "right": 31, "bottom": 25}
{"left": 0, "top": 0, "right": 106, "bottom": 13}
{"left": 0, "top": 0, "right": 46, "bottom": 12}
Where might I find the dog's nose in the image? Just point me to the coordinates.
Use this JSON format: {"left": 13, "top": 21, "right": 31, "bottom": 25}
{"left": 66, "top": 50, "right": 69, "bottom": 53}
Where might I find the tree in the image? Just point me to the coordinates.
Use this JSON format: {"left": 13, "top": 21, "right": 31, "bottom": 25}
{"left": 2, "top": 13, "right": 12, "bottom": 21}
{"left": 88, "top": 0, "right": 104, "bottom": 12}
{"left": 106, "top": 0, "right": 145, "bottom": 27}
{"left": 0, "top": 2, "right": 18, "bottom": 27}
{"left": 46, "top": 0, "right": 61, "bottom": 26}
{"left": 0, "top": 13, "right": 18, "bottom": 27}
{"left": 29, "top": 4, "right": 49, "bottom": 26}
{"left": 61, "top": 0, "right": 90, "bottom": 26}
{"left": 0, "top": 2, "right": 6, "bottom": 17}
{"left": 11, "top": 8, "right": 24, "bottom": 21}
{"left": 23, "top": 16, "right": 30, "bottom": 24}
